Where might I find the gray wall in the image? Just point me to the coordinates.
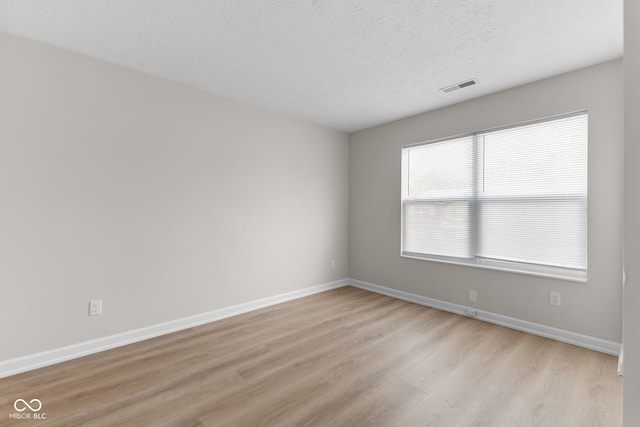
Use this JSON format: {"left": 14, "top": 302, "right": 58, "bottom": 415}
{"left": 350, "top": 60, "right": 623, "bottom": 342}
{"left": 0, "top": 28, "right": 626, "bottom": 376}
{"left": 0, "top": 33, "right": 349, "bottom": 361}
{"left": 624, "top": 0, "right": 640, "bottom": 424}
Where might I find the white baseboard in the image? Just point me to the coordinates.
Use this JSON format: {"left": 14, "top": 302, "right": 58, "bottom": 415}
{"left": 349, "top": 279, "right": 621, "bottom": 356}
{"left": 618, "top": 344, "right": 624, "bottom": 376}
{"left": 1, "top": 277, "right": 621, "bottom": 378}
{"left": 0, "top": 279, "right": 350, "bottom": 379}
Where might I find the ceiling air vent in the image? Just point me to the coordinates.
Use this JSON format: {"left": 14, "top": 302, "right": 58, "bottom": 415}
{"left": 440, "top": 78, "right": 478, "bottom": 93}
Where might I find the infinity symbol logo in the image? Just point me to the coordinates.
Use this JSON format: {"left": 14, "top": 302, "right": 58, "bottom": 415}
{"left": 13, "top": 399, "right": 42, "bottom": 412}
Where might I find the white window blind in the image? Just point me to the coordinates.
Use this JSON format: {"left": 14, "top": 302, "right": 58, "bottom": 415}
{"left": 403, "top": 136, "right": 474, "bottom": 258}
{"left": 401, "top": 112, "right": 588, "bottom": 281}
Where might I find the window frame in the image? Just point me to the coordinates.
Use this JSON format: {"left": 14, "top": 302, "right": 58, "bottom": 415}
{"left": 400, "top": 111, "right": 588, "bottom": 282}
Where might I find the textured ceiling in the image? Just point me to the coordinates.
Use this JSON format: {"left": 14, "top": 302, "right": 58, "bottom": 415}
{"left": 0, "top": 0, "right": 623, "bottom": 132}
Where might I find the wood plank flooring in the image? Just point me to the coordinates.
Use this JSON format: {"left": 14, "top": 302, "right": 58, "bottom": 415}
{"left": 0, "top": 286, "right": 622, "bottom": 426}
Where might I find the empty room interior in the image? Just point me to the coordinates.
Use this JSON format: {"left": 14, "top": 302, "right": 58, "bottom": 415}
{"left": 1, "top": 1, "right": 639, "bottom": 426}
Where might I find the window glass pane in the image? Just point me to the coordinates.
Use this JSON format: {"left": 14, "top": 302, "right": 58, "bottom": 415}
{"left": 401, "top": 112, "right": 588, "bottom": 279}
{"left": 403, "top": 201, "right": 472, "bottom": 258}
{"left": 479, "top": 114, "right": 587, "bottom": 196}
{"left": 407, "top": 136, "right": 474, "bottom": 198}
{"left": 477, "top": 199, "right": 587, "bottom": 270}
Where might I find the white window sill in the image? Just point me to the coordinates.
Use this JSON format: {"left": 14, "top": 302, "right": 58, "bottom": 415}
{"left": 401, "top": 252, "right": 587, "bottom": 283}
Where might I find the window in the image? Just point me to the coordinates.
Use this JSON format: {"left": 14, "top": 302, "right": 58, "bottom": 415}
{"left": 401, "top": 112, "right": 588, "bottom": 281}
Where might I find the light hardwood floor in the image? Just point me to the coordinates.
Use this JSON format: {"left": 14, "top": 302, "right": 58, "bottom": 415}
{"left": 0, "top": 286, "right": 622, "bottom": 426}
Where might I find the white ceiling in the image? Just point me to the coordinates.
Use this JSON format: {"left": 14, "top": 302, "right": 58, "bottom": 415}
{"left": 0, "top": 0, "right": 623, "bottom": 132}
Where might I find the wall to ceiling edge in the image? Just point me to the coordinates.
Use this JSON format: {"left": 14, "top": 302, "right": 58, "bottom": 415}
{"left": 0, "top": 29, "right": 626, "bottom": 374}
{"left": 0, "top": 32, "right": 350, "bottom": 361}
{"left": 349, "top": 59, "right": 623, "bottom": 344}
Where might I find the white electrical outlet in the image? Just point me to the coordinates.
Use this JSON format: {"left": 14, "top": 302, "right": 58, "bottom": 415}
{"left": 469, "top": 289, "right": 478, "bottom": 302}
{"left": 331, "top": 259, "right": 336, "bottom": 269}
{"left": 550, "top": 292, "right": 561, "bottom": 307}
{"left": 89, "top": 299, "right": 102, "bottom": 316}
